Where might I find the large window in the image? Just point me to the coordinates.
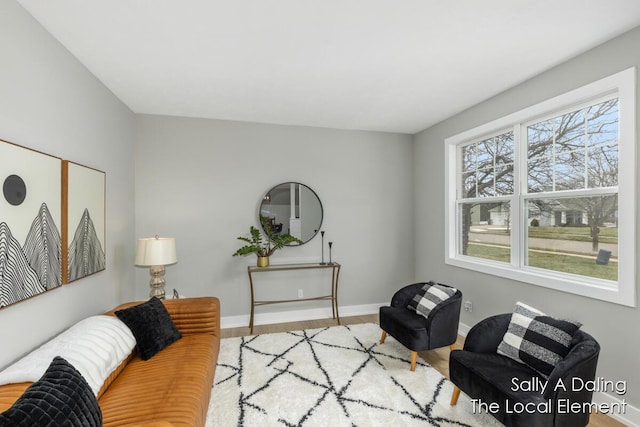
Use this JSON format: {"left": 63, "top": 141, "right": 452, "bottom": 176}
{"left": 445, "top": 68, "right": 636, "bottom": 306}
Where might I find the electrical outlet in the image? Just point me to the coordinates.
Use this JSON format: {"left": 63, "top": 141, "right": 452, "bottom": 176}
{"left": 298, "top": 289, "right": 304, "bottom": 298}
{"left": 463, "top": 301, "right": 473, "bottom": 312}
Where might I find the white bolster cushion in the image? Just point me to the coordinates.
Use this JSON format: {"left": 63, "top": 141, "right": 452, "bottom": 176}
{"left": 0, "top": 315, "right": 136, "bottom": 396}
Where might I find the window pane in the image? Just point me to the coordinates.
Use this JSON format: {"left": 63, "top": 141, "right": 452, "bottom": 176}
{"left": 460, "top": 131, "right": 514, "bottom": 199}
{"left": 588, "top": 99, "right": 619, "bottom": 147}
{"left": 462, "top": 144, "right": 476, "bottom": 173}
{"left": 476, "top": 138, "right": 494, "bottom": 166}
{"left": 528, "top": 117, "right": 555, "bottom": 160}
{"left": 555, "top": 149, "right": 585, "bottom": 190}
{"left": 459, "top": 201, "right": 511, "bottom": 263}
{"left": 528, "top": 98, "right": 619, "bottom": 192}
{"left": 526, "top": 195, "right": 618, "bottom": 281}
{"left": 495, "top": 132, "right": 515, "bottom": 164}
{"left": 528, "top": 118, "right": 556, "bottom": 193}
{"left": 495, "top": 165, "right": 514, "bottom": 195}
{"left": 587, "top": 144, "right": 617, "bottom": 187}
{"left": 586, "top": 99, "right": 618, "bottom": 188}
{"left": 528, "top": 154, "right": 553, "bottom": 193}
{"left": 476, "top": 168, "right": 495, "bottom": 197}
{"left": 461, "top": 171, "right": 477, "bottom": 198}
{"left": 555, "top": 109, "right": 585, "bottom": 152}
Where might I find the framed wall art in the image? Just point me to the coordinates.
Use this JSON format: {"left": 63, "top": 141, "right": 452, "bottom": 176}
{"left": 0, "top": 139, "right": 62, "bottom": 308}
{"left": 62, "top": 161, "right": 106, "bottom": 283}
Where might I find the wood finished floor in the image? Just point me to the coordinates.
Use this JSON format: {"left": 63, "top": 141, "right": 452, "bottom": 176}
{"left": 221, "top": 314, "right": 624, "bottom": 427}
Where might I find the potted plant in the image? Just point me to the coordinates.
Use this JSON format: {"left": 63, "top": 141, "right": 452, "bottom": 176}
{"left": 233, "top": 216, "right": 303, "bottom": 267}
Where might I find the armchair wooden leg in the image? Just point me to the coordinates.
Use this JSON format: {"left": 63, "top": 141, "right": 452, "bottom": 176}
{"left": 410, "top": 351, "right": 417, "bottom": 371}
{"left": 380, "top": 330, "right": 387, "bottom": 344}
{"left": 450, "top": 386, "right": 461, "bottom": 406}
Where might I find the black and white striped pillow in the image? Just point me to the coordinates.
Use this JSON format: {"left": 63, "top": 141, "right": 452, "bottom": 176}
{"left": 407, "top": 282, "right": 457, "bottom": 320}
{"left": 497, "top": 302, "right": 582, "bottom": 378}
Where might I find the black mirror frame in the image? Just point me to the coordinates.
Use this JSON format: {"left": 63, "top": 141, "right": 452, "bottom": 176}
{"left": 259, "top": 182, "right": 323, "bottom": 246}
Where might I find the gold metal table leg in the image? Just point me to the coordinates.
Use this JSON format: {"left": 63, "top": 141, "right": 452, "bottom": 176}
{"left": 248, "top": 267, "right": 255, "bottom": 334}
{"left": 333, "top": 264, "right": 341, "bottom": 325}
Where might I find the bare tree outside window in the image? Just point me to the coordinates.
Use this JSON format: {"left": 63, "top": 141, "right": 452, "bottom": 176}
{"left": 526, "top": 99, "right": 618, "bottom": 253}
{"left": 527, "top": 99, "right": 618, "bottom": 192}
{"left": 458, "top": 98, "right": 619, "bottom": 280}
{"left": 459, "top": 132, "right": 514, "bottom": 257}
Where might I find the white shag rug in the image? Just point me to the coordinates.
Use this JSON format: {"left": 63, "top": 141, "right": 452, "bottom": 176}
{"left": 206, "top": 323, "right": 502, "bottom": 426}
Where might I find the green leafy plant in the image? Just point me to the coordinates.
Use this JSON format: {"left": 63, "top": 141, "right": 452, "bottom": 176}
{"left": 233, "top": 216, "right": 303, "bottom": 258}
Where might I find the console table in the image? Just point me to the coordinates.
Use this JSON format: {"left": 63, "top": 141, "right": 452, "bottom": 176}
{"left": 247, "top": 262, "right": 341, "bottom": 333}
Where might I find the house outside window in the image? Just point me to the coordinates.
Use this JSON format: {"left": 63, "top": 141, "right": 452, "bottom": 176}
{"left": 445, "top": 68, "right": 636, "bottom": 306}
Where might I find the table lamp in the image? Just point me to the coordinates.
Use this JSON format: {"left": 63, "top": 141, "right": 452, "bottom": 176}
{"left": 135, "top": 236, "right": 177, "bottom": 299}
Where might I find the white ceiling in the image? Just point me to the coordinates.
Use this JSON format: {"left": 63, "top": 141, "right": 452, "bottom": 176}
{"left": 16, "top": 0, "right": 640, "bottom": 134}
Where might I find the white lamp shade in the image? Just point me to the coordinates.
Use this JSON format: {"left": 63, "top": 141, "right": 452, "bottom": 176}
{"left": 135, "top": 237, "right": 177, "bottom": 266}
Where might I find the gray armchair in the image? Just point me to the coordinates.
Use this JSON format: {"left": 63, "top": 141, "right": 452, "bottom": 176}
{"left": 379, "top": 282, "right": 462, "bottom": 371}
{"left": 449, "top": 313, "right": 600, "bottom": 427}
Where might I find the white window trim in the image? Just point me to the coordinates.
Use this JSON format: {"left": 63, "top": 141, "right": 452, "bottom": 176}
{"left": 444, "top": 67, "right": 636, "bottom": 307}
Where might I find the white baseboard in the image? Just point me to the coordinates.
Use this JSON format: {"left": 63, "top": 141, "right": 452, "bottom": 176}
{"left": 457, "top": 321, "right": 471, "bottom": 337}
{"left": 592, "top": 389, "right": 640, "bottom": 426}
{"left": 457, "top": 322, "right": 639, "bottom": 426}
{"left": 220, "top": 302, "right": 385, "bottom": 329}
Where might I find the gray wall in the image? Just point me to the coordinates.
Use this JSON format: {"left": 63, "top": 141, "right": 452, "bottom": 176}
{"left": 414, "top": 26, "right": 640, "bottom": 413}
{"left": 0, "top": 0, "right": 136, "bottom": 368}
{"left": 134, "top": 115, "right": 415, "bottom": 321}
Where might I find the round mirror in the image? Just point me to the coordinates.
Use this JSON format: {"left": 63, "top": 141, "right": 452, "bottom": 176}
{"left": 259, "top": 182, "right": 323, "bottom": 245}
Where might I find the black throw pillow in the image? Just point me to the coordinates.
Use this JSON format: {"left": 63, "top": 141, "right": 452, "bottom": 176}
{"left": 115, "top": 296, "right": 182, "bottom": 360}
{"left": 0, "top": 356, "right": 102, "bottom": 427}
